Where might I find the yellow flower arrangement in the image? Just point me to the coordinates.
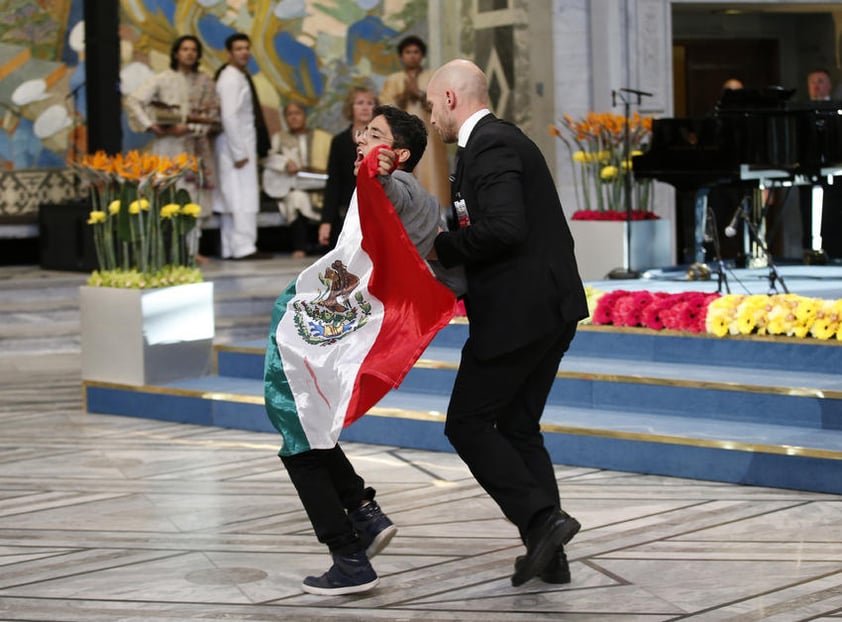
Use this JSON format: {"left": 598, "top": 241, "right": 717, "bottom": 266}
{"left": 73, "top": 150, "right": 204, "bottom": 288}
{"left": 707, "top": 294, "right": 842, "bottom": 340}
{"left": 585, "top": 288, "right": 842, "bottom": 341}
{"left": 550, "top": 112, "right": 654, "bottom": 217}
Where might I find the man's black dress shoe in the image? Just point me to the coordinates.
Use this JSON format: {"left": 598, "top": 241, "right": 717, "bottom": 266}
{"left": 514, "top": 549, "right": 571, "bottom": 584}
{"left": 511, "top": 511, "right": 580, "bottom": 587}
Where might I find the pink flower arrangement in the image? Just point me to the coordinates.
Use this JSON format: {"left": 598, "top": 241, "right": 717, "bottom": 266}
{"left": 592, "top": 290, "right": 719, "bottom": 333}
{"left": 572, "top": 210, "right": 659, "bottom": 221}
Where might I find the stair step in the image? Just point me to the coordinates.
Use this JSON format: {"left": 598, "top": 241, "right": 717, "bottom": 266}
{"left": 83, "top": 375, "right": 842, "bottom": 494}
{"left": 405, "top": 348, "right": 842, "bottom": 399}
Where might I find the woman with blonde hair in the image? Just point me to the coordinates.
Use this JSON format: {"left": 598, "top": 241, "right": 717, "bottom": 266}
{"left": 318, "top": 85, "right": 378, "bottom": 249}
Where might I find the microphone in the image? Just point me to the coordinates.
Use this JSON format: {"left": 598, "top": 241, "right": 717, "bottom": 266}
{"left": 724, "top": 203, "right": 744, "bottom": 238}
{"left": 620, "top": 87, "right": 654, "bottom": 97}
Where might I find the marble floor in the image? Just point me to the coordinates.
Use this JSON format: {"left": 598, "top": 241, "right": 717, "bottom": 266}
{"left": 0, "top": 351, "right": 840, "bottom": 621}
{"left": 1, "top": 260, "right": 841, "bottom": 621}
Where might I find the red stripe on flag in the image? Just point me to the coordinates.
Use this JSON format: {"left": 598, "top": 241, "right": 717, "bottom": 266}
{"left": 343, "top": 147, "right": 457, "bottom": 426}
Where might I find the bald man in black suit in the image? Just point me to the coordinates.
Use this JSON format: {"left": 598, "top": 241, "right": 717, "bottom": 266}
{"left": 426, "top": 59, "right": 588, "bottom": 587}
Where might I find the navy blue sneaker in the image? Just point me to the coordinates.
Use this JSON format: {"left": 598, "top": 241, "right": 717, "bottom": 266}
{"left": 301, "top": 550, "right": 379, "bottom": 595}
{"left": 349, "top": 500, "right": 397, "bottom": 558}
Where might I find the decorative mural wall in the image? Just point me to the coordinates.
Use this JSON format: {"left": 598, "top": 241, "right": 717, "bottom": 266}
{"left": 0, "top": 0, "right": 83, "bottom": 221}
{"left": 0, "top": 0, "right": 428, "bottom": 221}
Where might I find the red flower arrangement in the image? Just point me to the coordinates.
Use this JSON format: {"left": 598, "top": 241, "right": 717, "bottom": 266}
{"left": 572, "top": 210, "right": 660, "bottom": 221}
{"left": 593, "top": 290, "right": 720, "bottom": 333}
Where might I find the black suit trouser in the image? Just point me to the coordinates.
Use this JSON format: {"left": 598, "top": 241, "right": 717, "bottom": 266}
{"left": 281, "top": 445, "right": 370, "bottom": 554}
{"left": 444, "top": 321, "right": 578, "bottom": 541}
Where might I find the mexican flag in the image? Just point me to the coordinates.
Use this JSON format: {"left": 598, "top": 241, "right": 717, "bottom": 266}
{"left": 264, "top": 148, "right": 457, "bottom": 457}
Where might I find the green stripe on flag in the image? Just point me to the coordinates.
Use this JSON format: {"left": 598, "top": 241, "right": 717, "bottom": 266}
{"left": 264, "top": 279, "right": 312, "bottom": 457}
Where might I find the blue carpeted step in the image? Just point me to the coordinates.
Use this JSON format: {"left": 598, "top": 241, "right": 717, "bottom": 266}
{"left": 216, "top": 323, "right": 842, "bottom": 379}
{"left": 214, "top": 335, "right": 842, "bottom": 430}
{"left": 83, "top": 375, "right": 842, "bottom": 495}
{"left": 570, "top": 326, "right": 842, "bottom": 374}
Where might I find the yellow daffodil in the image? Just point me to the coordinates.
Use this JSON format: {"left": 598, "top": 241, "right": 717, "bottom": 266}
{"left": 108, "top": 200, "right": 121, "bottom": 215}
{"left": 600, "top": 165, "right": 619, "bottom": 180}
{"left": 128, "top": 199, "right": 150, "bottom": 214}
{"left": 87, "top": 210, "right": 106, "bottom": 224}
{"left": 160, "top": 203, "right": 180, "bottom": 219}
{"left": 181, "top": 203, "right": 201, "bottom": 218}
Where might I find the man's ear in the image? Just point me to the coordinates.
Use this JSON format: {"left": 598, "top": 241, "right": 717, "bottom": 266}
{"left": 394, "top": 147, "right": 411, "bottom": 166}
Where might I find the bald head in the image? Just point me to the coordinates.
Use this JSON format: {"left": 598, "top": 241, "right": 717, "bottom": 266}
{"left": 431, "top": 59, "right": 489, "bottom": 107}
{"left": 426, "top": 59, "right": 490, "bottom": 144}
{"left": 722, "top": 78, "right": 743, "bottom": 91}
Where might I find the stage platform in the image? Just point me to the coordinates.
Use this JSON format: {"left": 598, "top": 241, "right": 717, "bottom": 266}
{"left": 595, "top": 263, "right": 842, "bottom": 299}
{"left": 82, "top": 262, "right": 842, "bottom": 496}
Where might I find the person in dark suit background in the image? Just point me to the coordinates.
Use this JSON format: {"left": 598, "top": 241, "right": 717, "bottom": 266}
{"left": 425, "top": 59, "right": 588, "bottom": 587}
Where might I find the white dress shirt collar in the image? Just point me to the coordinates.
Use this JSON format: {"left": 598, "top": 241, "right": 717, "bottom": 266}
{"left": 458, "top": 108, "right": 492, "bottom": 148}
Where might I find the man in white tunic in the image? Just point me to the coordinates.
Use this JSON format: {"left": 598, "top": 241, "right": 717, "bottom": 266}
{"left": 213, "top": 33, "right": 270, "bottom": 260}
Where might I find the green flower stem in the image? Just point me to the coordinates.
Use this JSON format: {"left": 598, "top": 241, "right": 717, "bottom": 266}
{"left": 92, "top": 225, "right": 106, "bottom": 270}
{"left": 121, "top": 240, "right": 130, "bottom": 271}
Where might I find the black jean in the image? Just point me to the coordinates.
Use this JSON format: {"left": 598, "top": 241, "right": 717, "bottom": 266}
{"left": 281, "top": 444, "right": 372, "bottom": 554}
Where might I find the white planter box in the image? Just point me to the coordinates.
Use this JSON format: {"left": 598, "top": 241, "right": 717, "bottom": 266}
{"left": 570, "top": 219, "right": 673, "bottom": 281}
{"left": 80, "top": 282, "right": 215, "bottom": 386}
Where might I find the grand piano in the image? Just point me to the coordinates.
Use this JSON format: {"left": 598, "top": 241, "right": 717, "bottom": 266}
{"left": 633, "top": 87, "right": 842, "bottom": 265}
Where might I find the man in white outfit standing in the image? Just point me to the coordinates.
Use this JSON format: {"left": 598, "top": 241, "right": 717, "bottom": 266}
{"left": 213, "top": 33, "right": 271, "bottom": 260}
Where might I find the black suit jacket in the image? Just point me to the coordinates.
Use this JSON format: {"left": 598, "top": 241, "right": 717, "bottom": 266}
{"left": 321, "top": 126, "right": 357, "bottom": 227}
{"left": 434, "top": 114, "right": 588, "bottom": 359}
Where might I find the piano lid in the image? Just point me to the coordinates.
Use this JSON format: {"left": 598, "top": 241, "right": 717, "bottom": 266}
{"left": 633, "top": 86, "right": 842, "bottom": 189}
{"left": 715, "top": 86, "right": 796, "bottom": 112}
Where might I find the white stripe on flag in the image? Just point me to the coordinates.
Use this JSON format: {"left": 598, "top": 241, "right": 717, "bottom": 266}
{"left": 275, "top": 191, "right": 385, "bottom": 450}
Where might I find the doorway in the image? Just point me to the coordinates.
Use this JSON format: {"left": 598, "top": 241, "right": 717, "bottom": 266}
{"left": 673, "top": 39, "right": 781, "bottom": 117}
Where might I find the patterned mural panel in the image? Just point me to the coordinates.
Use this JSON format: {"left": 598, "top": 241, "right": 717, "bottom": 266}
{"left": 0, "top": 0, "right": 82, "bottom": 173}
{"left": 118, "top": 0, "right": 430, "bottom": 149}
{"left": 0, "top": 168, "right": 79, "bottom": 218}
{"left": 0, "top": 0, "right": 430, "bottom": 220}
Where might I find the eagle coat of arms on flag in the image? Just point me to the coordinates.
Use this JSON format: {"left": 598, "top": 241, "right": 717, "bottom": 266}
{"left": 264, "top": 147, "right": 457, "bottom": 457}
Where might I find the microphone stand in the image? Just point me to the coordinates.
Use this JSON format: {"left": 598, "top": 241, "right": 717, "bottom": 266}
{"left": 608, "top": 87, "right": 653, "bottom": 280}
{"left": 738, "top": 191, "right": 789, "bottom": 294}
{"left": 707, "top": 204, "right": 730, "bottom": 294}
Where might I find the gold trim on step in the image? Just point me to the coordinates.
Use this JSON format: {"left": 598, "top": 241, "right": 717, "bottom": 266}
{"left": 82, "top": 381, "right": 842, "bottom": 462}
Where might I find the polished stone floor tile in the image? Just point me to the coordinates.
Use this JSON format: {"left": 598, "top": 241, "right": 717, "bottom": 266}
{"left": 1, "top": 348, "right": 841, "bottom": 621}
